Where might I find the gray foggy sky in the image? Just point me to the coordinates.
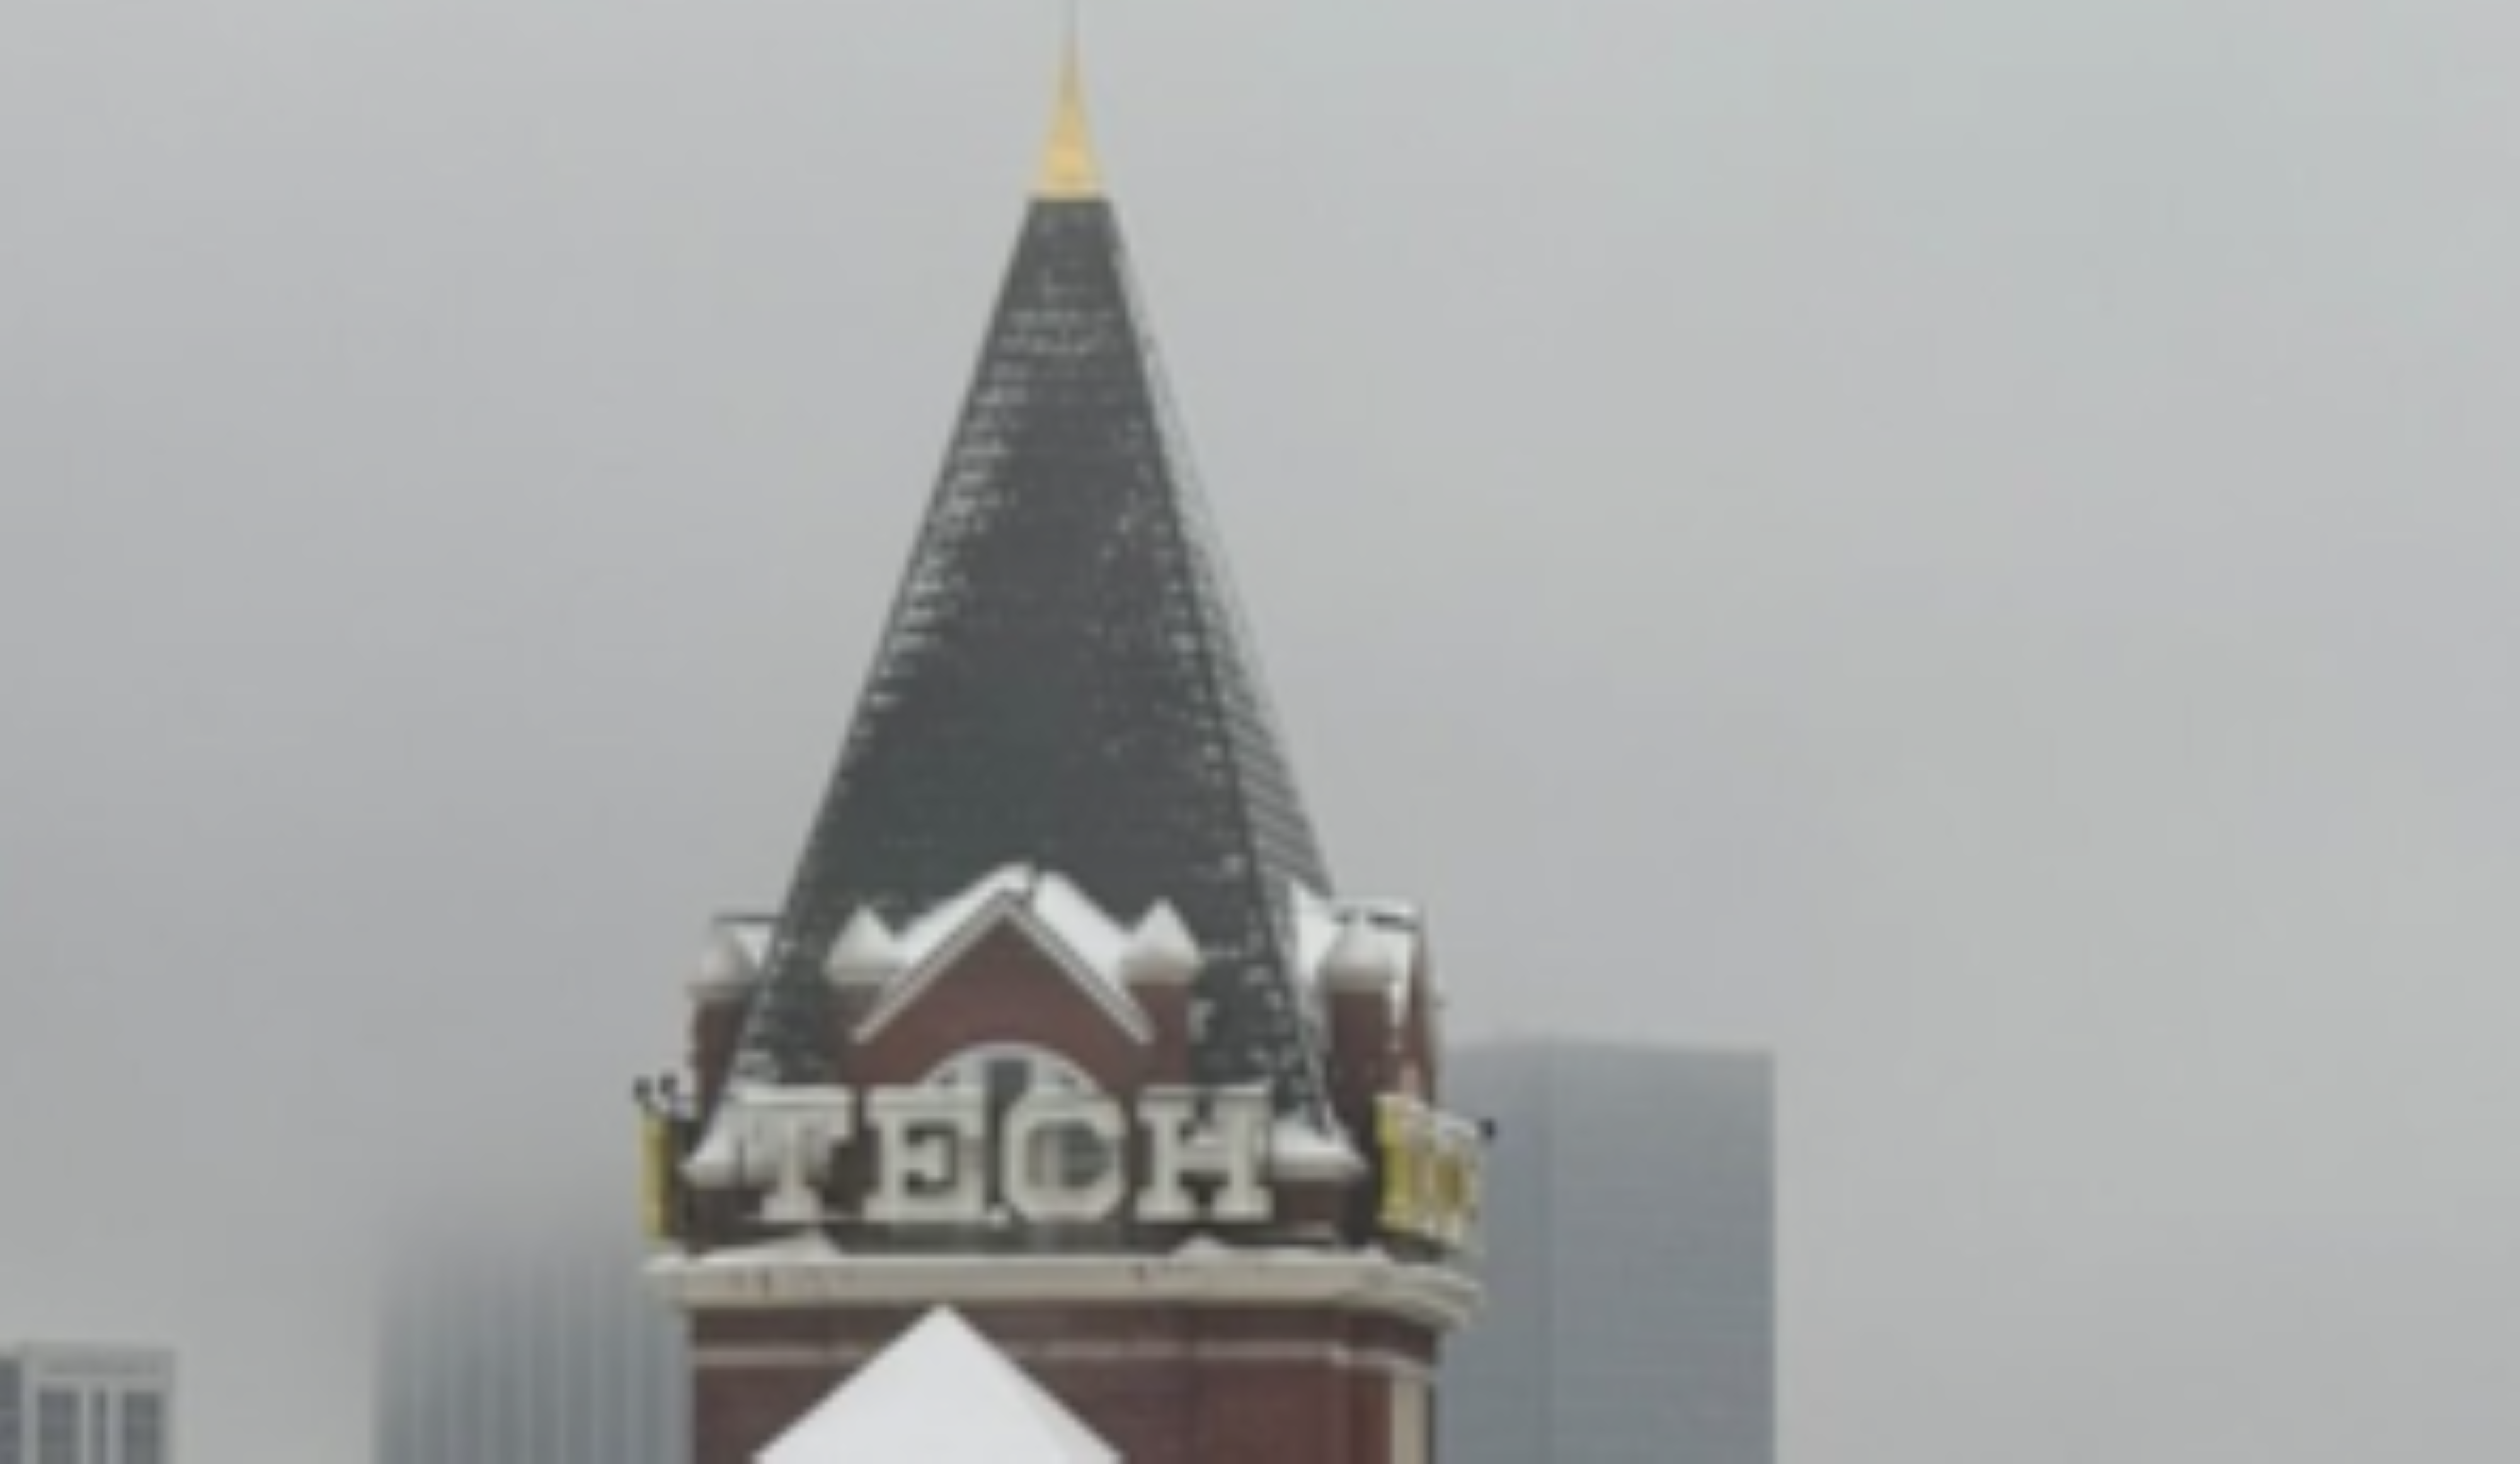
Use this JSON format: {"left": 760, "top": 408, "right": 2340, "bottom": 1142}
{"left": 6, "top": 3, "right": 2519, "bottom": 1461}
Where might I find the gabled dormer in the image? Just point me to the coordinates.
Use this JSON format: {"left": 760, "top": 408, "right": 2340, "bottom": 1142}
{"left": 837, "top": 866, "right": 1156, "bottom": 1091}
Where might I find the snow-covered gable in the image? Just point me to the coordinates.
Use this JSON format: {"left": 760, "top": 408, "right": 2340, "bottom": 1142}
{"left": 852, "top": 864, "right": 1151, "bottom": 1044}
{"left": 757, "top": 1307, "right": 1117, "bottom": 1464}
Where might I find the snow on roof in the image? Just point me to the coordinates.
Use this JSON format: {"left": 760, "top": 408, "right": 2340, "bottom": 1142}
{"left": 1319, "top": 920, "right": 1403, "bottom": 993}
{"left": 852, "top": 865, "right": 1150, "bottom": 1043}
{"left": 1118, "top": 901, "right": 1201, "bottom": 987}
{"left": 1268, "top": 1112, "right": 1366, "bottom": 1182}
{"left": 1290, "top": 884, "right": 1421, "bottom": 1008}
{"left": 897, "top": 866, "right": 1036, "bottom": 963}
{"left": 704, "top": 916, "right": 777, "bottom": 969}
{"left": 690, "top": 918, "right": 775, "bottom": 1001}
{"left": 825, "top": 908, "right": 905, "bottom": 988}
{"left": 1016, "top": 870, "right": 1133, "bottom": 978}
{"left": 682, "top": 1084, "right": 856, "bottom": 1192}
{"left": 697, "top": 1230, "right": 845, "bottom": 1269}
{"left": 1292, "top": 885, "right": 1344, "bottom": 981}
{"left": 757, "top": 1307, "right": 1116, "bottom": 1464}
{"left": 882, "top": 866, "right": 1130, "bottom": 977}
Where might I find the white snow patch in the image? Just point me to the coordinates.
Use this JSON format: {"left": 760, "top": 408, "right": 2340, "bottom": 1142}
{"left": 690, "top": 918, "right": 772, "bottom": 1000}
{"left": 1268, "top": 1115, "right": 1366, "bottom": 1182}
{"left": 1119, "top": 901, "right": 1201, "bottom": 987}
{"left": 1021, "top": 870, "right": 1131, "bottom": 983}
{"left": 757, "top": 1307, "right": 1116, "bottom": 1464}
{"left": 825, "top": 907, "right": 904, "bottom": 988}
{"left": 1290, "top": 883, "right": 1423, "bottom": 1011}
{"left": 698, "top": 1230, "right": 845, "bottom": 1269}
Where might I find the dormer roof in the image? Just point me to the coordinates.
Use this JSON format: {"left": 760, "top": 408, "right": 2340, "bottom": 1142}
{"left": 849, "top": 866, "right": 1153, "bottom": 1045}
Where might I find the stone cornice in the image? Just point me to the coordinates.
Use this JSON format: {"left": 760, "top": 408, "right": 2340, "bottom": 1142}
{"left": 644, "top": 1241, "right": 1482, "bottom": 1331}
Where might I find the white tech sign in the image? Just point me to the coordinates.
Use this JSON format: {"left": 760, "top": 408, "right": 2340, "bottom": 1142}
{"left": 691, "top": 1084, "right": 1275, "bottom": 1228}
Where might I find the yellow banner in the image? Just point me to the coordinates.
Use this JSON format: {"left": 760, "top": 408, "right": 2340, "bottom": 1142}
{"left": 638, "top": 1112, "right": 674, "bottom": 1241}
{"left": 1375, "top": 1094, "right": 1484, "bottom": 1255}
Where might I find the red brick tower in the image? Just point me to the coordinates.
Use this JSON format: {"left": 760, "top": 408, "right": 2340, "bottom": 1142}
{"left": 636, "top": 44, "right": 1484, "bottom": 1464}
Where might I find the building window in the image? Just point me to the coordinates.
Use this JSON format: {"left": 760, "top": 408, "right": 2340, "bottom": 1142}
{"left": 35, "top": 1392, "right": 76, "bottom": 1464}
{"left": 118, "top": 1396, "right": 163, "bottom": 1464}
{"left": 0, "top": 1363, "right": 20, "bottom": 1464}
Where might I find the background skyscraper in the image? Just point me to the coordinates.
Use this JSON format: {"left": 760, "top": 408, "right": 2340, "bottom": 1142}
{"left": 0, "top": 1344, "right": 175, "bottom": 1464}
{"left": 1441, "top": 1041, "right": 1773, "bottom": 1464}
{"left": 372, "top": 1214, "right": 684, "bottom": 1464}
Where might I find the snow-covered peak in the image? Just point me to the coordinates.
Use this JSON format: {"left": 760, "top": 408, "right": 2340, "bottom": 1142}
{"left": 1319, "top": 917, "right": 1402, "bottom": 994}
{"left": 1120, "top": 901, "right": 1201, "bottom": 988}
{"left": 825, "top": 907, "right": 905, "bottom": 988}
{"left": 1018, "top": 871, "right": 1131, "bottom": 981}
{"left": 1290, "top": 884, "right": 1423, "bottom": 1014}
{"left": 689, "top": 921, "right": 767, "bottom": 1003}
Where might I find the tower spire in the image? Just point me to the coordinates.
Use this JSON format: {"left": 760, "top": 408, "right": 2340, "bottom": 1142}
{"left": 1036, "top": 7, "right": 1102, "bottom": 199}
{"left": 723, "top": 9, "right": 1339, "bottom": 1119}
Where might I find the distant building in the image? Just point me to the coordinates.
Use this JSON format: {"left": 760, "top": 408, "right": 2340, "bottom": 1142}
{"left": 0, "top": 1343, "right": 175, "bottom": 1464}
{"left": 1441, "top": 1041, "right": 1773, "bottom": 1464}
{"left": 372, "top": 1218, "right": 684, "bottom": 1464}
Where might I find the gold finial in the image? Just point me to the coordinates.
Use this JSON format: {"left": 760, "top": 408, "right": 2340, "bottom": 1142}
{"left": 1036, "top": 7, "right": 1102, "bottom": 200}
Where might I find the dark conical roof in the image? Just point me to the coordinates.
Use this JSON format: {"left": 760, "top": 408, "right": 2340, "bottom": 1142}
{"left": 724, "top": 190, "right": 1337, "bottom": 1119}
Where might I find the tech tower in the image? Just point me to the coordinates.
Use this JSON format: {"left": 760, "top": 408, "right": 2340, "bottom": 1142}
{"left": 633, "top": 45, "right": 1486, "bottom": 1464}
